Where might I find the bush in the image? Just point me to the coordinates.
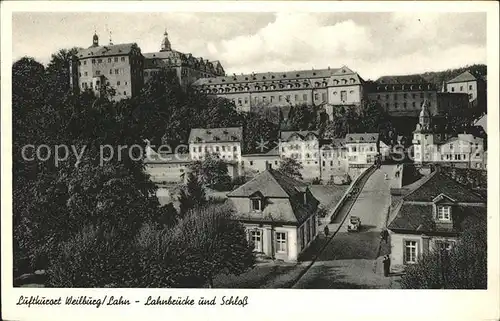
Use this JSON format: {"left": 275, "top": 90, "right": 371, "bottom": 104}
{"left": 46, "top": 225, "right": 137, "bottom": 287}
{"left": 317, "top": 206, "right": 328, "bottom": 218}
{"left": 311, "top": 177, "right": 322, "bottom": 185}
{"left": 231, "top": 175, "right": 248, "bottom": 187}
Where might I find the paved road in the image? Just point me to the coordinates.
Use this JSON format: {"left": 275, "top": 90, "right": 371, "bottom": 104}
{"left": 337, "top": 165, "right": 396, "bottom": 232}
{"left": 293, "top": 165, "right": 400, "bottom": 289}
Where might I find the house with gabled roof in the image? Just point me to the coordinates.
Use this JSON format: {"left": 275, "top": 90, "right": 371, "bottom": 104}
{"left": 446, "top": 70, "right": 487, "bottom": 110}
{"left": 279, "top": 130, "right": 321, "bottom": 181}
{"left": 344, "top": 133, "right": 381, "bottom": 167}
{"left": 387, "top": 169, "right": 486, "bottom": 272}
{"left": 227, "top": 164, "right": 319, "bottom": 262}
{"left": 188, "top": 127, "right": 243, "bottom": 162}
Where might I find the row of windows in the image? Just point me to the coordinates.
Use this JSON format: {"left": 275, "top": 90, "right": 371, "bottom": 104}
{"left": 79, "top": 56, "right": 127, "bottom": 66}
{"left": 385, "top": 101, "right": 427, "bottom": 109}
{"left": 79, "top": 68, "right": 126, "bottom": 77}
{"left": 248, "top": 229, "right": 288, "bottom": 253}
{"left": 377, "top": 92, "right": 430, "bottom": 100}
{"left": 203, "top": 79, "right": 360, "bottom": 93}
{"left": 441, "top": 153, "right": 468, "bottom": 161}
{"left": 376, "top": 84, "right": 433, "bottom": 91}
{"left": 192, "top": 146, "right": 239, "bottom": 153}
{"left": 450, "top": 84, "right": 473, "bottom": 92}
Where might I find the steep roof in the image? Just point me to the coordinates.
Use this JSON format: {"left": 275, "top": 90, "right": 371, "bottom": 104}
{"left": 388, "top": 203, "right": 486, "bottom": 233}
{"left": 376, "top": 75, "right": 428, "bottom": 85}
{"left": 192, "top": 68, "right": 341, "bottom": 86}
{"left": 242, "top": 146, "right": 281, "bottom": 157}
{"left": 474, "top": 114, "right": 487, "bottom": 134}
{"left": 76, "top": 43, "right": 138, "bottom": 59}
{"left": 345, "top": 133, "right": 379, "bottom": 143}
{"left": 227, "top": 168, "right": 316, "bottom": 224}
{"left": 228, "top": 168, "right": 307, "bottom": 198}
{"left": 447, "top": 71, "right": 477, "bottom": 84}
{"left": 280, "top": 130, "right": 319, "bottom": 142}
{"left": 188, "top": 127, "right": 243, "bottom": 143}
{"left": 403, "top": 171, "right": 485, "bottom": 203}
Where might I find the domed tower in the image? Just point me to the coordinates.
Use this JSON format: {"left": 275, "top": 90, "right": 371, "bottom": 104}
{"left": 413, "top": 99, "right": 437, "bottom": 164}
{"left": 91, "top": 32, "right": 99, "bottom": 47}
{"left": 419, "top": 99, "right": 431, "bottom": 131}
{"left": 160, "top": 29, "right": 172, "bottom": 52}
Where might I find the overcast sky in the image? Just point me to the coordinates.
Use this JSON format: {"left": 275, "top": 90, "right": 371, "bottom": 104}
{"left": 12, "top": 12, "right": 486, "bottom": 80}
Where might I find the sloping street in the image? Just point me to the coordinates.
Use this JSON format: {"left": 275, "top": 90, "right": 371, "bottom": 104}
{"left": 293, "top": 165, "right": 401, "bottom": 289}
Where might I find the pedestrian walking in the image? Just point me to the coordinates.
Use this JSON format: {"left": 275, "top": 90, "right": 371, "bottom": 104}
{"left": 383, "top": 255, "right": 390, "bottom": 277}
{"left": 324, "top": 225, "right": 330, "bottom": 237}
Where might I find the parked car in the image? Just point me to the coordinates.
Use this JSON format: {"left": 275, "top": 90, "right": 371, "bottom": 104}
{"left": 347, "top": 216, "right": 361, "bottom": 232}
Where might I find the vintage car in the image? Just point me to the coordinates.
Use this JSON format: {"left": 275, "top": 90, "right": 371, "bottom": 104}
{"left": 347, "top": 216, "right": 361, "bottom": 232}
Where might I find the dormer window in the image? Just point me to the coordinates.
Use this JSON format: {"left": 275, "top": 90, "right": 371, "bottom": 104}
{"left": 251, "top": 198, "right": 263, "bottom": 212}
{"left": 437, "top": 205, "right": 451, "bottom": 221}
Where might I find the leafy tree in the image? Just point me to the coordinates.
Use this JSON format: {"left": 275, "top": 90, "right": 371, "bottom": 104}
{"left": 178, "top": 172, "right": 207, "bottom": 215}
{"left": 278, "top": 157, "right": 303, "bottom": 180}
{"left": 241, "top": 112, "right": 279, "bottom": 154}
{"left": 187, "top": 154, "right": 231, "bottom": 189}
{"left": 172, "top": 204, "right": 255, "bottom": 288}
{"left": 401, "top": 221, "right": 487, "bottom": 289}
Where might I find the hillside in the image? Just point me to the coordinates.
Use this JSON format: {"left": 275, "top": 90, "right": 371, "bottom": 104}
{"left": 417, "top": 64, "right": 487, "bottom": 89}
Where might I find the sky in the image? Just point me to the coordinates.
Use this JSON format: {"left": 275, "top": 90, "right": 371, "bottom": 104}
{"left": 12, "top": 12, "right": 487, "bottom": 80}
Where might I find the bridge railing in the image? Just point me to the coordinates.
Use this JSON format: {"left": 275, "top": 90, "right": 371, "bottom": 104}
{"left": 323, "top": 164, "right": 376, "bottom": 224}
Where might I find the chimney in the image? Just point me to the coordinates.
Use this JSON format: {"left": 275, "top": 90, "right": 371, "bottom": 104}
{"left": 266, "top": 162, "right": 272, "bottom": 171}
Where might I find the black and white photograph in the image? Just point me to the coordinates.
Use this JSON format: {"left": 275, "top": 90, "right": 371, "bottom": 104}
{"left": 1, "top": 1, "right": 499, "bottom": 321}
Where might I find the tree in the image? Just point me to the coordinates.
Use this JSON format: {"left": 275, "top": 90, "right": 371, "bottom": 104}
{"left": 178, "top": 172, "right": 207, "bottom": 215}
{"left": 241, "top": 112, "right": 279, "bottom": 154}
{"left": 278, "top": 157, "right": 303, "bottom": 180}
{"left": 172, "top": 204, "right": 255, "bottom": 288}
{"left": 187, "top": 154, "right": 231, "bottom": 190}
{"left": 401, "top": 221, "right": 487, "bottom": 289}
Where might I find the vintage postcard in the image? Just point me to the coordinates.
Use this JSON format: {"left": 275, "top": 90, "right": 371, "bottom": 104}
{"left": 1, "top": 1, "right": 499, "bottom": 321}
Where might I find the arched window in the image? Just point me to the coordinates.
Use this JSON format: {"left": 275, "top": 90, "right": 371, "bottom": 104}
{"left": 262, "top": 85, "right": 267, "bottom": 90}
{"left": 350, "top": 78, "right": 355, "bottom": 83}
{"left": 287, "top": 84, "right": 293, "bottom": 89}
{"left": 315, "top": 82, "right": 320, "bottom": 87}
{"left": 255, "top": 86, "right": 260, "bottom": 91}
{"left": 295, "top": 83, "right": 301, "bottom": 88}
{"left": 245, "top": 86, "right": 249, "bottom": 91}
{"left": 334, "top": 80, "right": 339, "bottom": 85}
{"left": 341, "top": 79, "right": 347, "bottom": 85}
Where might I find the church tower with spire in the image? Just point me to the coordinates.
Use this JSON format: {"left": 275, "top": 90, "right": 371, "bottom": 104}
{"left": 160, "top": 29, "right": 172, "bottom": 52}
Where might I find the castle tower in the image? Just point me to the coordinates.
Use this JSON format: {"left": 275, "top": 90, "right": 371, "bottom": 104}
{"left": 160, "top": 29, "right": 172, "bottom": 52}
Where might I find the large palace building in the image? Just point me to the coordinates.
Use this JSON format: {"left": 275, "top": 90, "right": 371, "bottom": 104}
{"left": 191, "top": 66, "right": 365, "bottom": 113}
{"left": 143, "top": 30, "right": 225, "bottom": 88}
{"left": 70, "top": 31, "right": 476, "bottom": 118}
